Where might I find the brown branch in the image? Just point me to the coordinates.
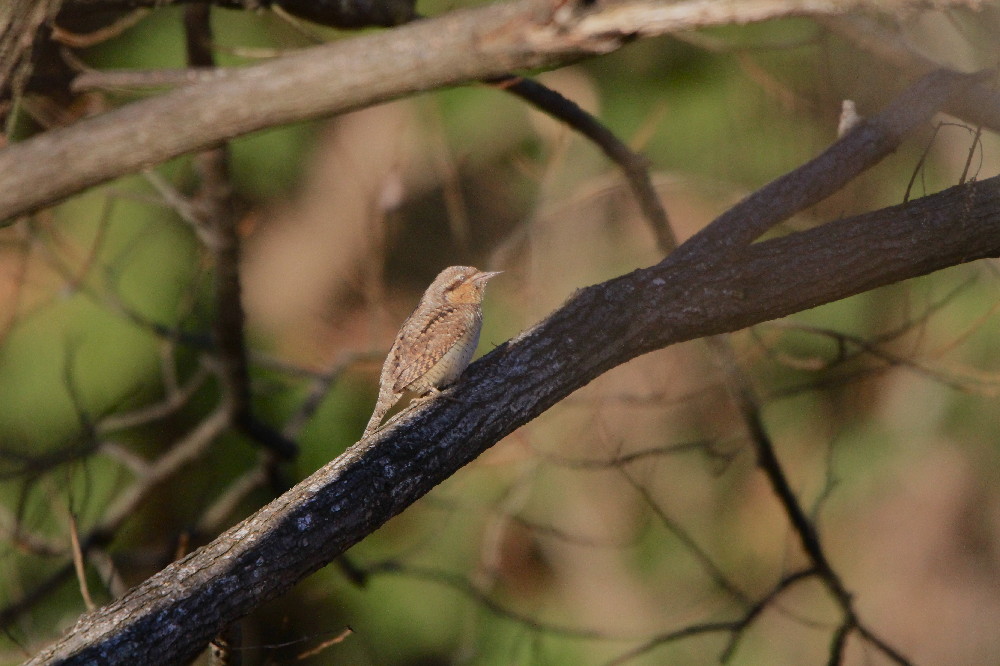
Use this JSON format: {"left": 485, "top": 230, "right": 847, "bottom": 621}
{"left": 68, "top": 515, "right": 96, "bottom": 612}
{"left": 69, "top": 64, "right": 675, "bottom": 252}
{"left": 24, "top": 169, "right": 1000, "bottom": 664}
{"left": 182, "top": 6, "right": 297, "bottom": 459}
{"left": 0, "top": 0, "right": 64, "bottom": 108}
{"left": 184, "top": 5, "right": 247, "bottom": 434}
{"left": 1, "top": 0, "right": 991, "bottom": 224}
{"left": 70, "top": 67, "right": 228, "bottom": 91}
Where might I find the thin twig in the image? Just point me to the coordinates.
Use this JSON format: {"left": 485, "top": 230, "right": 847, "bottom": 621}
{"left": 494, "top": 76, "right": 676, "bottom": 253}
{"left": 705, "top": 336, "right": 911, "bottom": 665}
{"left": 620, "top": 469, "right": 750, "bottom": 605}
{"left": 366, "top": 561, "right": 630, "bottom": 641}
{"left": 68, "top": 514, "right": 95, "bottom": 610}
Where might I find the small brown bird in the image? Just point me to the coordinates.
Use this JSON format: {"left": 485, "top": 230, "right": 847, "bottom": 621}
{"left": 363, "top": 266, "right": 502, "bottom": 437}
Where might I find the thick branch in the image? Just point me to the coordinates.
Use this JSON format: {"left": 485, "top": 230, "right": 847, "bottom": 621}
{"left": 26, "top": 174, "right": 1000, "bottom": 665}
{"left": 0, "top": 0, "right": 988, "bottom": 223}
{"left": 670, "top": 68, "right": 988, "bottom": 264}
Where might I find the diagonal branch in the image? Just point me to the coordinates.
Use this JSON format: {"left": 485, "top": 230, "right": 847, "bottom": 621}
{"left": 25, "top": 170, "right": 1000, "bottom": 665}
{"left": 669, "top": 68, "right": 989, "bottom": 265}
{"left": 495, "top": 75, "right": 676, "bottom": 252}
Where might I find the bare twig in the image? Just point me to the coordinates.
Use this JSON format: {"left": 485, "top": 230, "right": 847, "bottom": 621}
{"left": 494, "top": 76, "right": 676, "bottom": 252}
{"left": 620, "top": 468, "right": 750, "bottom": 605}
{"left": 195, "top": 460, "right": 270, "bottom": 534}
{"left": 96, "top": 406, "right": 231, "bottom": 543}
{"left": 281, "top": 351, "right": 381, "bottom": 440}
{"left": 51, "top": 9, "right": 150, "bottom": 47}
{"left": 706, "top": 336, "right": 910, "bottom": 665}
{"left": 68, "top": 514, "right": 95, "bottom": 611}
{"left": 366, "top": 561, "right": 626, "bottom": 641}
{"left": 97, "top": 363, "right": 212, "bottom": 434}
{"left": 607, "top": 569, "right": 816, "bottom": 665}
{"left": 533, "top": 438, "right": 738, "bottom": 470}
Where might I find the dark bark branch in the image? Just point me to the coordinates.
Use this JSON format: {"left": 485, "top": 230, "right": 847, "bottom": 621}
{"left": 706, "top": 337, "right": 909, "bottom": 664}
{"left": 709, "top": 336, "right": 848, "bottom": 602}
{"left": 670, "top": 68, "right": 990, "bottom": 265}
{"left": 181, "top": 6, "right": 297, "bottom": 459}
{"left": 611, "top": 568, "right": 816, "bottom": 664}
{"left": 495, "top": 75, "right": 677, "bottom": 252}
{"left": 25, "top": 172, "right": 1000, "bottom": 665}
{"left": 182, "top": 7, "right": 248, "bottom": 434}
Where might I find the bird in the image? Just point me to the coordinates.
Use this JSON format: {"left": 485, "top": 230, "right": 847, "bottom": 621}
{"left": 363, "top": 266, "right": 502, "bottom": 437}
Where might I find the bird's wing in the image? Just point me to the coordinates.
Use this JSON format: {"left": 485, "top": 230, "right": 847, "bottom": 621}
{"left": 390, "top": 305, "right": 469, "bottom": 393}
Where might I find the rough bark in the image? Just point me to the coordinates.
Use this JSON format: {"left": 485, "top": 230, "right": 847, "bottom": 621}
{"left": 26, "top": 172, "right": 1000, "bottom": 665}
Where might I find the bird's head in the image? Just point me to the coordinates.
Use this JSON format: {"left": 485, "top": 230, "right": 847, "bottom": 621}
{"left": 433, "top": 265, "right": 502, "bottom": 305}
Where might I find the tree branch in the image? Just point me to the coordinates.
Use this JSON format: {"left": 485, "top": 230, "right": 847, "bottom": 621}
{"left": 25, "top": 170, "right": 1000, "bottom": 664}
{"left": 0, "top": 0, "right": 990, "bottom": 223}
{"left": 669, "top": 68, "right": 989, "bottom": 265}
{"left": 495, "top": 75, "right": 677, "bottom": 252}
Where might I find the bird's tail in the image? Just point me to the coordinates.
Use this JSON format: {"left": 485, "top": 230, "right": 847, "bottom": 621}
{"left": 362, "top": 386, "right": 400, "bottom": 438}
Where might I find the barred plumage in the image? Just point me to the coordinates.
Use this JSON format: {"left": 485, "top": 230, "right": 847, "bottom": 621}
{"left": 363, "top": 266, "right": 501, "bottom": 437}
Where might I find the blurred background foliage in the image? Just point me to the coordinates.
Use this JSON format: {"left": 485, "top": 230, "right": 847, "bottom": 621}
{"left": 2, "top": 2, "right": 1000, "bottom": 665}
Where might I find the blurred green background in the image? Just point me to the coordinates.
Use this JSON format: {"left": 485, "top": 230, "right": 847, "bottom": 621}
{"left": 2, "top": 3, "right": 1000, "bottom": 665}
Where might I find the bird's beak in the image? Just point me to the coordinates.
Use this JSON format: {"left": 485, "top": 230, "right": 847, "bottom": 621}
{"left": 475, "top": 270, "right": 503, "bottom": 283}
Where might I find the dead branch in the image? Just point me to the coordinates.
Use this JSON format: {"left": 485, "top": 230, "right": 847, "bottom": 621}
{"left": 0, "top": 0, "right": 991, "bottom": 223}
